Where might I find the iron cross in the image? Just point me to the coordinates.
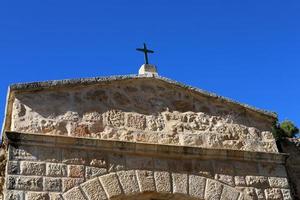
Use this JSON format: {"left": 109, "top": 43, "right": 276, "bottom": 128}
{"left": 136, "top": 43, "right": 154, "bottom": 64}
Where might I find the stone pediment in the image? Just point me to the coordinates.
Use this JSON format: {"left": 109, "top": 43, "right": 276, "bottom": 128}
{"left": 2, "top": 75, "right": 278, "bottom": 153}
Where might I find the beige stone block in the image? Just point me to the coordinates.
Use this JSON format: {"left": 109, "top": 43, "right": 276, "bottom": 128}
{"left": 99, "top": 173, "right": 122, "bottom": 199}
{"left": 7, "top": 161, "right": 20, "bottom": 175}
{"left": 268, "top": 177, "right": 289, "bottom": 189}
{"left": 264, "top": 188, "right": 282, "bottom": 200}
{"left": 117, "top": 170, "right": 139, "bottom": 195}
{"left": 85, "top": 166, "right": 107, "bottom": 179}
{"left": 189, "top": 174, "right": 206, "bottom": 199}
{"left": 26, "top": 192, "right": 49, "bottom": 200}
{"left": 63, "top": 186, "right": 86, "bottom": 200}
{"left": 220, "top": 186, "right": 240, "bottom": 200}
{"left": 136, "top": 170, "right": 155, "bottom": 193}
{"left": 81, "top": 178, "right": 107, "bottom": 200}
{"left": 205, "top": 179, "right": 223, "bottom": 200}
{"left": 5, "top": 190, "right": 24, "bottom": 200}
{"left": 7, "top": 176, "right": 43, "bottom": 191}
{"left": 281, "top": 189, "right": 292, "bottom": 200}
{"left": 235, "top": 176, "right": 247, "bottom": 187}
{"left": 49, "top": 193, "right": 63, "bottom": 200}
{"left": 44, "top": 177, "right": 62, "bottom": 192}
{"left": 20, "top": 161, "right": 45, "bottom": 176}
{"left": 46, "top": 163, "right": 67, "bottom": 177}
{"left": 255, "top": 188, "right": 266, "bottom": 200}
{"left": 215, "top": 174, "right": 235, "bottom": 186}
{"left": 67, "top": 165, "right": 85, "bottom": 178}
{"left": 62, "top": 178, "right": 84, "bottom": 192}
{"left": 154, "top": 171, "right": 171, "bottom": 194}
{"left": 172, "top": 173, "right": 188, "bottom": 195}
{"left": 246, "top": 176, "right": 269, "bottom": 188}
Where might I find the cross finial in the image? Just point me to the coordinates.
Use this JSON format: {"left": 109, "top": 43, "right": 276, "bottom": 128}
{"left": 136, "top": 43, "right": 154, "bottom": 64}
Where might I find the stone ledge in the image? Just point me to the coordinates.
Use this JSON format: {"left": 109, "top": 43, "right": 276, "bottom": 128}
{"left": 5, "top": 131, "right": 288, "bottom": 164}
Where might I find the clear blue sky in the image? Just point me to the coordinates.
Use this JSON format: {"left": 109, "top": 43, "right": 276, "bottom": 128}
{"left": 0, "top": 1, "right": 299, "bottom": 130}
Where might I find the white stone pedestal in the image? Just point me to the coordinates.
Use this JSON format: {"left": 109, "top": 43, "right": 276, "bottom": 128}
{"left": 138, "top": 64, "right": 158, "bottom": 76}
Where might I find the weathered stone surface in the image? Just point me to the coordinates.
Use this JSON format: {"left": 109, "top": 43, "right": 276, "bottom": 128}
{"left": 264, "top": 188, "right": 282, "bottom": 200}
{"left": 235, "top": 176, "right": 247, "bottom": 186}
{"left": 63, "top": 186, "right": 86, "bottom": 200}
{"left": 99, "top": 173, "right": 122, "bottom": 199}
{"left": 220, "top": 186, "right": 240, "bottom": 200}
{"left": 281, "top": 189, "right": 292, "bottom": 200}
{"left": 136, "top": 170, "right": 155, "bottom": 193}
{"left": 62, "top": 178, "right": 84, "bottom": 192}
{"left": 44, "top": 177, "right": 62, "bottom": 192}
{"left": 126, "top": 156, "right": 153, "bottom": 170}
{"left": 7, "top": 161, "right": 19, "bottom": 175}
{"left": 154, "top": 171, "right": 171, "bottom": 194}
{"left": 9, "top": 77, "right": 277, "bottom": 153}
{"left": 246, "top": 176, "right": 269, "bottom": 188}
{"left": 7, "top": 176, "right": 43, "bottom": 191}
{"left": 81, "top": 178, "right": 107, "bottom": 200}
{"left": 117, "top": 170, "right": 139, "bottom": 195}
{"left": 107, "top": 154, "right": 125, "bottom": 172}
{"left": 215, "top": 174, "right": 235, "bottom": 186}
{"left": 49, "top": 193, "right": 63, "bottom": 200}
{"left": 205, "top": 179, "right": 223, "bottom": 200}
{"left": 255, "top": 188, "right": 266, "bottom": 200}
{"left": 20, "top": 161, "right": 45, "bottom": 176}
{"left": 172, "top": 173, "right": 188, "bottom": 195}
{"left": 25, "top": 192, "right": 49, "bottom": 200}
{"left": 189, "top": 174, "right": 206, "bottom": 199}
{"left": 268, "top": 177, "right": 289, "bottom": 189}
{"left": 67, "top": 165, "right": 85, "bottom": 178}
{"left": 85, "top": 166, "right": 107, "bottom": 179}
{"left": 46, "top": 163, "right": 67, "bottom": 177}
{"left": 5, "top": 190, "right": 24, "bottom": 200}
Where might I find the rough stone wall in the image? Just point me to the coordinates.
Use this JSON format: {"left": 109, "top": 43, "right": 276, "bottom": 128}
{"left": 0, "top": 147, "right": 6, "bottom": 200}
{"left": 5, "top": 144, "right": 292, "bottom": 200}
{"left": 280, "top": 138, "right": 300, "bottom": 199}
{"left": 10, "top": 79, "right": 277, "bottom": 153}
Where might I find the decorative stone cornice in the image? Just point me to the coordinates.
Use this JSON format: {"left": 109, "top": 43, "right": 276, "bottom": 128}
{"left": 5, "top": 131, "right": 288, "bottom": 164}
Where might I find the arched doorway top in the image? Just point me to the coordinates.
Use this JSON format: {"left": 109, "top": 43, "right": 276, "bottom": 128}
{"left": 62, "top": 170, "right": 242, "bottom": 200}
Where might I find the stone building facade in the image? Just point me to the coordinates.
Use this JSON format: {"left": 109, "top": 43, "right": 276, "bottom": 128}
{"left": 0, "top": 66, "right": 294, "bottom": 199}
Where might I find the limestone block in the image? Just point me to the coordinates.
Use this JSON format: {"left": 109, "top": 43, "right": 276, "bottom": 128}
{"left": 62, "top": 178, "right": 84, "bottom": 192}
{"left": 85, "top": 167, "right": 107, "bottom": 179}
{"left": 235, "top": 176, "right": 247, "bottom": 187}
{"left": 205, "top": 179, "right": 223, "bottom": 200}
{"left": 81, "top": 178, "right": 107, "bottom": 200}
{"left": 264, "top": 188, "right": 282, "bottom": 200}
{"left": 246, "top": 176, "right": 269, "bottom": 188}
{"left": 126, "top": 156, "right": 153, "bottom": 170}
{"left": 237, "top": 187, "right": 257, "bottom": 200}
{"left": 63, "top": 186, "right": 87, "bottom": 200}
{"left": 25, "top": 192, "right": 49, "bottom": 200}
{"left": 255, "top": 188, "right": 266, "bottom": 200}
{"left": 126, "top": 113, "right": 146, "bottom": 130}
{"left": 5, "top": 190, "right": 24, "bottom": 200}
{"left": 172, "top": 173, "right": 188, "bottom": 195}
{"left": 99, "top": 173, "right": 123, "bottom": 199}
{"left": 7, "top": 176, "right": 43, "bottom": 191}
{"left": 136, "top": 170, "right": 155, "bottom": 193}
{"left": 154, "top": 171, "right": 171, "bottom": 194}
{"left": 67, "top": 165, "right": 85, "bottom": 178}
{"left": 44, "top": 177, "right": 62, "bottom": 192}
{"left": 189, "top": 174, "right": 206, "bottom": 199}
{"left": 49, "top": 193, "right": 63, "bottom": 200}
{"left": 20, "top": 161, "right": 46, "bottom": 176}
{"left": 7, "top": 161, "right": 19, "bottom": 175}
{"left": 220, "top": 186, "right": 240, "bottom": 200}
{"left": 281, "top": 189, "right": 292, "bottom": 200}
{"left": 46, "top": 163, "right": 67, "bottom": 177}
{"left": 215, "top": 174, "right": 235, "bottom": 186}
{"left": 117, "top": 170, "right": 139, "bottom": 195}
{"left": 268, "top": 177, "right": 289, "bottom": 189}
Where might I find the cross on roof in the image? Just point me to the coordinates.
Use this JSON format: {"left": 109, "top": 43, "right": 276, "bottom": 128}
{"left": 136, "top": 43, "right": 154, "bottom": 64}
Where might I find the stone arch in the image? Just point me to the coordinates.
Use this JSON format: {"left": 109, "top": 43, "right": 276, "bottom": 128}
{"left": 62, "top": 170, "right": 242, "bottom": 200}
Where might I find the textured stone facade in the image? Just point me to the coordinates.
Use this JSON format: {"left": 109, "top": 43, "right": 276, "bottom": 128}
{"left": 0, "top": 75, "right": 293, "bottom": 199}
